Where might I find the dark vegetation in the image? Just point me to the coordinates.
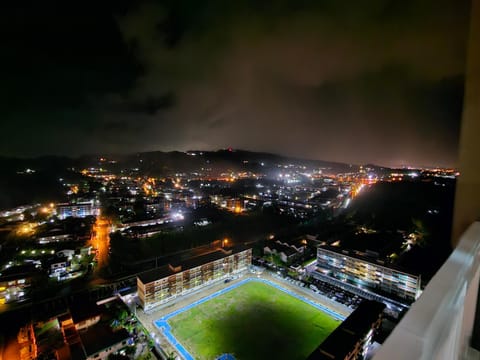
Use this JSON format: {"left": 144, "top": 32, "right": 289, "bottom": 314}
{"left": 107, "top": 207, "right": 298, "bottom": 275}
{"left": 343, "top": 179, "right": 455, "bottom": 280}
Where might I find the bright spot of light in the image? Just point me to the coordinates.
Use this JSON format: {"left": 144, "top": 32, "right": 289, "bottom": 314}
{"left": 172, "top": 212, "right": 184, "bottom": 220}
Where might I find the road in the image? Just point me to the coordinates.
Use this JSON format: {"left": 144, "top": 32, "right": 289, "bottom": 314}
{"left": 90, "top": 217, "right": 111, "bottom": 275}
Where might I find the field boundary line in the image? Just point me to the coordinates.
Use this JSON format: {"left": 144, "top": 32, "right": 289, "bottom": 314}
{"left": 153, "top": 277, "right": 345, "bottom": 360}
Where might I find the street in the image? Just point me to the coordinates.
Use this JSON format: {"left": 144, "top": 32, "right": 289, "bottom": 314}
{"left": 90, "top": 217, "right": 111, "bottom": 275}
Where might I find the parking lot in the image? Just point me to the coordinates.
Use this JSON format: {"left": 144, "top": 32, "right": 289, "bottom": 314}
{"left": 255, "top": 258, "right": 363, "bottom": 309}
{"left": 255, "top": 257, "right": 405, "bottom": 318}
{"left": 306, "top": 277, "right": 363, "bottom": 309}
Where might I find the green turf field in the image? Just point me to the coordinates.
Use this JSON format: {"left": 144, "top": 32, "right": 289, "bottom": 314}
{"left": 168, "top": 281, "right": 341, "bottom": 360}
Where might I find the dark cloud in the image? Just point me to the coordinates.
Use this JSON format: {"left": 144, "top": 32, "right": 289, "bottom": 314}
{"left": 0, "top": 0, "right": 471, "bottom": 167}
{"left": 107, "top": 93, "right": 175, "bottom": 115}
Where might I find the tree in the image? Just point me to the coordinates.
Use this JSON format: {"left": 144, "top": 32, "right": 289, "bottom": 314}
{"left": 410, "top": 219, "right": 429, "bottom": 248}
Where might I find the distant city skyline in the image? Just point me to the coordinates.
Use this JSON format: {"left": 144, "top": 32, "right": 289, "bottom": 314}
{"left": 0, "top": 1, "right": 470, "bottom": 167}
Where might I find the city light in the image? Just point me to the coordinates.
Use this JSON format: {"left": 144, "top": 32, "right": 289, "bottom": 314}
{"left": 171, "top": 212, "right": 184, "bottom": 221}
{"left": 0, "top": 2, "right": 470, "bottom": 359}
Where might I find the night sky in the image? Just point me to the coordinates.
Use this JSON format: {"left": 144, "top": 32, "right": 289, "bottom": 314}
{"left": 0, "top": 1, "right": 470, "bottom": 167}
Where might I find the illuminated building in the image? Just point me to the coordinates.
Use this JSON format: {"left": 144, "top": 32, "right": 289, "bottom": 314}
{"left": 137, "top": 246, "right": 252, "bottom": 311}
{"left": 209, "top": 195, "right": 245, "bottom": 213}
{"left": 316, "top": 246, "right": 421, "bottom": 303}
{"left": 36, "top": 232, "right": 72, "bottom": 244}
{"left": 0, "top": 265, "right": 35, "bottom": 304}
{"left": 17, "top": 324, "right": 37, "bottom": 360}
{"left": 56, "top": 200, "right": 100, "bottom": 220}
{"left": 120, "top": 215, "right": 170, "bottom": 229}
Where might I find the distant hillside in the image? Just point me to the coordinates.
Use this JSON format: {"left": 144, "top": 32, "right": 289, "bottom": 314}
{"left": 77, "top": 149, "right": 356, "bottom": 176}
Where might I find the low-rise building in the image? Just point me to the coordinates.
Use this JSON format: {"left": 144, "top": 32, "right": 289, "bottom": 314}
{"left": 264, "top": 240, "right": 306, "bottom": 264}
{"left": 48, "top": 258, "right": 69, "bottom": 277}
{"left": 36, "top": 232, "right": 73, "bottom": 244}
{"left": 120, "top": 216, "right": 170, "bottom": 229}
{"left": 56, "top": 249, "right": 75, "bottom": 260}
{"left": 79, "top": 325, "right": 130, "bottom": 360}
{"left": 56, "top": 299, "right": 132, "bottom": 360}
{"left": 0, "top": 264, "right": 37, "bottom": 304}
{"left": 36, "top": 223, "right": 92, "bottom": 244}
{"left": 137, "top": 246, "right": 252, "bottom": 310}
{"left": 18, "top": 323, "right": 37, "bottom": 360}
{"left": 69, "top": 301, "right": 102, "bottom": 331}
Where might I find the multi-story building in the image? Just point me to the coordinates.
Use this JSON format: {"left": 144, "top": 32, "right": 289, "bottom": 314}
{"left": 137, "top": 246, "right": 252, "bottom": 311}
{"left": 56, "top": 200, "right": 100, "bottom": 220}
{"left": 316, "top": 246, "right": 421, "bottom": 303}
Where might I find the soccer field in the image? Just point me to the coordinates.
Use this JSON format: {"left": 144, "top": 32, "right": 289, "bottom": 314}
{"left": 167, "top": 281, "right": 341, "bottom": 360}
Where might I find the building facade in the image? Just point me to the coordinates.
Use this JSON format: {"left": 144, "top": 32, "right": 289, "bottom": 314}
{"left": 56, "top": 200, "right": 100, "bottom": 220}
{"left": 316, "top": 247, "right": 421, "bottom": 303}
{"left": 0, "top": 266, "right": 35, "bottom": 304}
{"left": 137, "top": 247, "right": 252, "bottom": 310}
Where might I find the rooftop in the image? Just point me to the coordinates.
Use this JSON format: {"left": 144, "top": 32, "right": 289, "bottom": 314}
{"left": 265, "top": 241, "right": 298, "bottom": 256}
{"left": 308, "top": 300, "right": 385, "bottom": 359}
{"left": 138, "top": 245, "right": 250, "bottom": 284}
{"left": 79, "top": 324, "right": 130, "bottom": 357}
{"left": 69, "top": 301, "right": 101, "bottom": 324}
{"left": 318, "top": 245, "right": 419, "bottom": 277}
{"left": 137, "top": 264, "right": 173, "bottom": 284}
